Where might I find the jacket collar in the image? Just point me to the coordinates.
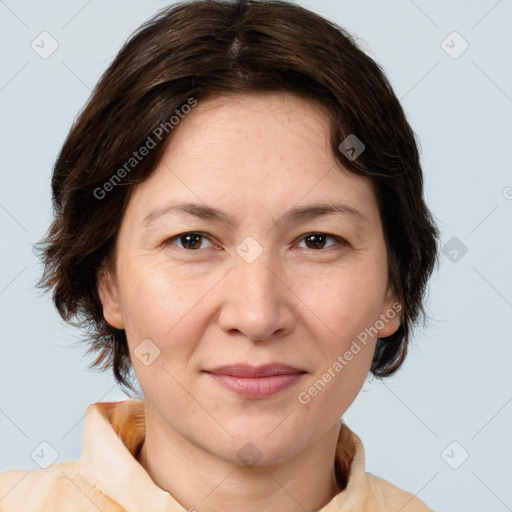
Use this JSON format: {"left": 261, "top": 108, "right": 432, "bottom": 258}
{"left": 80, "top": 399, "right": 368, "bottom": 511}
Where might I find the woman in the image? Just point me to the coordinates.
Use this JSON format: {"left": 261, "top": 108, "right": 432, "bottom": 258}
{"left": 0, "top": 0, "right": 438, "bottom": 510}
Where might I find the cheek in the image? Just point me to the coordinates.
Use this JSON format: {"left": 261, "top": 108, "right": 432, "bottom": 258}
{"left": 117, "top": 256, "right": 203, "bottom": 333}
{"left": 298, "top": 261, "right": 388, "bottom": 341}
{"left": 115, "top": 258, "right": 205, "bottom": 364}
{"left": 297, "top": 325, "right": 376, "bottom": 427}
{"left": 292, "top": 263, "right": 386, "bottom": 417}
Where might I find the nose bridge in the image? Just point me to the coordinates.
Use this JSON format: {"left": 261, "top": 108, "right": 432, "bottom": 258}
{"left": 219, "top": 243, "right": 293, "bottom": 341}
{"left": 236, "top": 250, "right": 277, "bottom": 304}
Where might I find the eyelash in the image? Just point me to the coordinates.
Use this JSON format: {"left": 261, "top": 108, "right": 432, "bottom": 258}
{"left": 162, "top": 232, "right": 349, "bottom": 252}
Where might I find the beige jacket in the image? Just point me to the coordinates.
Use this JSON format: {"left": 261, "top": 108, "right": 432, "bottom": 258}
{"left": 0, "top": 400, "right": 432, "bottom": 511}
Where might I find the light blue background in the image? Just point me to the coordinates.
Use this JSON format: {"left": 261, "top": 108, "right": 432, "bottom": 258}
{"left": 1, "top": 1, "right": 511, "bottom": 511}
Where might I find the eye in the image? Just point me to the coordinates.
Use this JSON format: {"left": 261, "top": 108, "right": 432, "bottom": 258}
{"left": 164, "top": 232, "right": 216, "bottom": 250}
{"left": 296, "top": 233, "right": 347, "bottom": 250}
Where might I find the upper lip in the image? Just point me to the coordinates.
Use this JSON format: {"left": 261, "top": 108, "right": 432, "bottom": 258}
{"left": 205, "top": 363, "right": 306, "bottom": 377}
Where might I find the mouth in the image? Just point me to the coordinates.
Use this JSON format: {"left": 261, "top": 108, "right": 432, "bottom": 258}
{"left": 203, "top": 363, "right": 307, "bottom": 399}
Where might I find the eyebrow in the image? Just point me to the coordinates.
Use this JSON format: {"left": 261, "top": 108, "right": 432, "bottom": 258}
{"left": 142, "top": 201, "right": 370, "bottom": 228}
{"left": 276, "top": 202, "right": 369, "bottom": 228}
{"left": 143, "top": 202, "right": 233, "bottom": 226}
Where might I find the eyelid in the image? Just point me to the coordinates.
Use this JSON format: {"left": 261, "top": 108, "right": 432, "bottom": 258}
{"left": 294, "top": 233, "right": 350, "bottom": 249}
{"left": 163, "top": 231, "right": 349, "bottom": 251}
{"left": 163, "top": 231, "right": 218, "bottom": 250}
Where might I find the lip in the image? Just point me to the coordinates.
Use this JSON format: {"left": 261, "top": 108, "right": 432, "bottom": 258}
{"left": 204, "top": 363, "right": 306, "bottom": 398}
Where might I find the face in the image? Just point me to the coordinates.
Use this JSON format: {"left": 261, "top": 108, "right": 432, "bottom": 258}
{"left": 99, "top": 92, "right": 400, "bottom": 465}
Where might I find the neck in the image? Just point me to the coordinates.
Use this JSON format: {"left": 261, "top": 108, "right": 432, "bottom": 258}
{"left": 137, "top": 410, "right": 343, "bottom": 512}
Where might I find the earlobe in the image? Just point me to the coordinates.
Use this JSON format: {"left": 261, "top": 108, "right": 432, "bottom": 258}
{"left": 97, "top": 268, "right": 124, "bottom": 330}
{"left": 377, "top": 290, "right": 402, "bottom": 338}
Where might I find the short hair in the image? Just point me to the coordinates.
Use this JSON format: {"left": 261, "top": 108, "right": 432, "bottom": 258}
{"left": 38, "top": 0, "right": 438, "bottom": 392}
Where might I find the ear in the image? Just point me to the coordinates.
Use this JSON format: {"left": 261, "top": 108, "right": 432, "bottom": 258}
{"left": 377, "top": 286, "right": 401, "bottom": 338}
{"left": 97, "top": 267, "right": 125, "bottom": 330}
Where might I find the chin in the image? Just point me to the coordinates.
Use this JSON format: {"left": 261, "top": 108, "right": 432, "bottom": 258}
{"left": 213, "top": 420, "right": 306, "bottom": 467}
{"left": 221, "top": 438, "right": 300, "bottom": 468}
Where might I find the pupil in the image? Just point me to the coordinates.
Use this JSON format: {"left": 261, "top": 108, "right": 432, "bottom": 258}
{"left": 306, "top": 233, "right": 325, "bottom": 249}
{"left": 182, "top": 233, "right": 201, "bottom": 249}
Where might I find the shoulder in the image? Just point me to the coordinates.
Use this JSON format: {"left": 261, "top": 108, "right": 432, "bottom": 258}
{"left": 335, "top": 425, "right": 433, "bottom": 511}
{"left": 0, "top": 462, "right": 124, "bottom": 512}
{"left": 364, "top": 472, "right": 433, "bottom": 511}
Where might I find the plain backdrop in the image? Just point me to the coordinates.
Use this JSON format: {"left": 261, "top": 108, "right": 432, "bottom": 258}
{"left": 1, "top": 1, "right": 511, "bottom": 511}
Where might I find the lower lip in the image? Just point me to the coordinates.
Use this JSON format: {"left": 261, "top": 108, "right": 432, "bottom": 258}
{"left": 207, "top": 373, "right": 304, "bottom": 398}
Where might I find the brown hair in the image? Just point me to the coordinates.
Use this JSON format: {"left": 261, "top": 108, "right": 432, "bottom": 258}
{"left": 38, "top": 0, "right": 438, "bottom": 392}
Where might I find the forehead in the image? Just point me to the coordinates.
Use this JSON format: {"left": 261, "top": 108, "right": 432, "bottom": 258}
{"left": 125, "top": 92, "right": 379, "bottom": 227}
{"left": 167, "top": 91, "right": 333, "bottom": 167}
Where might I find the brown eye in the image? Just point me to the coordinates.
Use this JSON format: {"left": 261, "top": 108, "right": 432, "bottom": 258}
{"left": 180, "top": 233, "right": 202, "bottom": 250}
{"left": 304, "top": 233, "right": 327, "bottom": 249}
{"left": 297, "top": 233, "right": 346, "bottom": 250}
{"left": 166, "top": 232, "right": 214, "bottom": 250}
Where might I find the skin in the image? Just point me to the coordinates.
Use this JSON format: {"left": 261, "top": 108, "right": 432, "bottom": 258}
{"left": 99, "top": 92, "right": 400, "bottom": 512}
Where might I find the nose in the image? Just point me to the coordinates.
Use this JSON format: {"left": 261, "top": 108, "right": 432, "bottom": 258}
{"left": 217, "top": 249, "right": 296, "bottom": 342}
